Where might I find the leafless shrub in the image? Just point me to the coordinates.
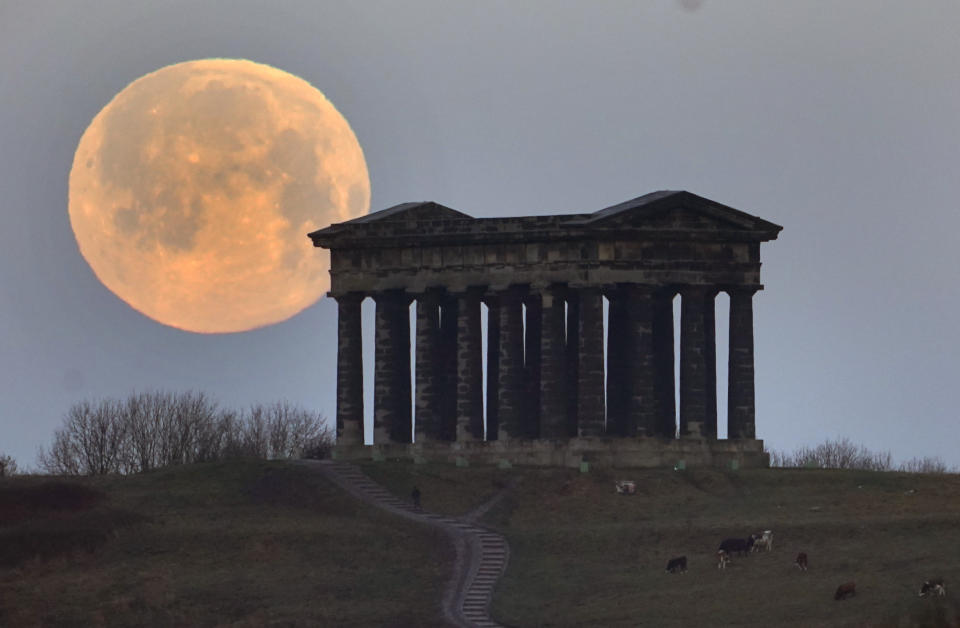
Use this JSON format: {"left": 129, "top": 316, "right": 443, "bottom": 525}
{"left": 899, "top": 456, "right": 953, "bottom": 474}
{"left": 43, "top": 399, "right": 128, "bottom": 475}
{"left": 264, "top": 400, "right": 331, "bottom": 459}
{"left": 769, "top": 437, "right": 892, "bottom": 471}
{"left": 38, "top": 392, "right": 332, "bottom": 475}
{"left": 240, "top": 404, "right": 270, "bottom": 459}
{"left": 770, "top": 438, "right": 954, "bottom": 473}
{"left": 0, "top": 453, "right": 18, "bottom": 477}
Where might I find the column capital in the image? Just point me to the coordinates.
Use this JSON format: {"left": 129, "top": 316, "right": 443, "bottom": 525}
{"left": 567, "top": 282, "right": 601, "bottom": 292}
{"left": 723, "top": 284, "right": 763, "bottom": 297}
{"left": 372, "top": 288, "right": 413, "bottom": 306}
{"left": 620, "top": 283, "right": 657, "bottom": 296}
{"left": 450, "top": 285, "right": 487, "bottom": 298}
{"left": 330, "top": 290, "right": 365, "bottom": 303}
{"left": 490, "top": 283, "right": 529, "bottom": 298}
{"left": 678, "top": 284, "right": 711, "bottom": 298}
{"left": 413, "top": 286, "right": 447, "bottom": 300}
{"left": 529, "top": 281, "right": 567, "bottom": 295}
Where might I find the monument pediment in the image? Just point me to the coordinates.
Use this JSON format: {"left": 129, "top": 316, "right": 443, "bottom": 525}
{"left": 348, "top": 201, "right": 473, "bottom": 224}
{"left": 575, "top": 190, "right": 782, "bottom": 237}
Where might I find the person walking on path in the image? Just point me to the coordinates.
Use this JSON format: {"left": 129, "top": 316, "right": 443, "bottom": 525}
{"left": 411, "top": 486, "right": 422, "bottom": 510}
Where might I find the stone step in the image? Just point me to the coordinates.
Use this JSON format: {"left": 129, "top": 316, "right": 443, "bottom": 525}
{"left": 323, "top": 463, "right": 509, "bottom": 628}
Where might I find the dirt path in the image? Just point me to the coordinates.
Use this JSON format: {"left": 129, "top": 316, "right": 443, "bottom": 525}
{"left": 300, "top": 460, "right": 511, "bottom": 628}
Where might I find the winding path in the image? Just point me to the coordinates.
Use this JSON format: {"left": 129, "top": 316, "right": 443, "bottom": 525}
{"left": 300, "top": 460, "right": 512, "bottom": 628}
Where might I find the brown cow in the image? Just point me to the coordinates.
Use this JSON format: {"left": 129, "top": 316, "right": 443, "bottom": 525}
{"left": 795, "top": 552, "right": 808, "bottom": 571}
{"left": 834, "top": 582, "right": 856, "bottom": 600}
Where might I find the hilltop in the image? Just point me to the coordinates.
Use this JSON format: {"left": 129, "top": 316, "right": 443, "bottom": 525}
{"left": 3, "top": 460, "right": 959, "bottom": 626}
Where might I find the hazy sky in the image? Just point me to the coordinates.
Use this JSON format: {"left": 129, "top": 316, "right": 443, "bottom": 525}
{"left": 2, "top": 1, "right": 959, "bottom": 469}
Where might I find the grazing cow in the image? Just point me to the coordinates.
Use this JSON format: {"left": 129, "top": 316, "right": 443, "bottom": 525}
{"left": 834, "top": 582, "right": 856, "bottom": 600}
{"left": 919, "top": 579, "right": 946, "bottom": 597}
{"left": 665, "top": 556, "right": 687, "bottom": 573}
{"left": 719, "top": 538, "right": 751, "bottom": 557}
{"left": 717, "top": 550, "right": 730, "bottom": 569}
{"left": 751, "top": 530, "right": 773, "bottom": 552}
{"left": 795, "top": 552, "right": 808, "bottom": 571}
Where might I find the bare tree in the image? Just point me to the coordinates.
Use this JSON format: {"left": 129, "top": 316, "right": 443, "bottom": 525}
{"left": 38, "top": 399, "right": 127, "bottom": 475}
{"left": 38, "top": 391, "right": 334, "bottom": 474}
{"left": 899, "top": 456, "right": 953, "bottom": 473}
{"left": 122, "top": 391, "right": 163, "bottom": 472}
{"left": 0, "top": 453, "right": 17, "bottom": 477}
{"left": 38, "top": 427, "right": 82, "bottom": 475}
{"left": 263, "top": 400, "right": 332, "bottom": 459}
{"left": 241, "top": 404, "right": 269, "bottom": 459}
{"left": 768, "top": 438, "right": 952, "bottom": 473}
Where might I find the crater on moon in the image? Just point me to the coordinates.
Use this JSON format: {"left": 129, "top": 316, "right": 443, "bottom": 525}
{"left": 68, "top": 59, "right": 369, "bottom": 333}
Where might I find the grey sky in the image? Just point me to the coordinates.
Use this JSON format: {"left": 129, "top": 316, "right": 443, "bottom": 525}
{"left": 2, "top": 1, "right": 959, "bottom": 468}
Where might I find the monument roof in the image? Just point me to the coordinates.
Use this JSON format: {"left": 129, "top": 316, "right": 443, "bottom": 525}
{"left": 309, "top": 190, "right": 782, "bottom": 248}
{"left": 572, "top": 190, "right": 782, "bottom": 235}
{"left": 342, "top": 201, "right": 472, "bottom": 223}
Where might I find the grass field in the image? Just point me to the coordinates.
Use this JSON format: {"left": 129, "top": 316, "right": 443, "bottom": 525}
{"left": 3, "top": 460, "right": 960, "bottom": 627}
{"left": 360, "top": 461, "right": 960, "bottom": 628}
{"left": 0, "top": 461, "right": 451, "bottom": 627}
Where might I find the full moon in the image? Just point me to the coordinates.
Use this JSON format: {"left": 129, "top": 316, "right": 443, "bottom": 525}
{"left": 68, "top": 59, "right": 369, "bottom": 333}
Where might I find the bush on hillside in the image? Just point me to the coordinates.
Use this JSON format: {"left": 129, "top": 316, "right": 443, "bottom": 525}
{"left": 898, "top": 455, "right": 951, "bottom": 473}
{"left": 0, "top": 453, "right": 17, "bottom": 477}
{"left": 37, "top": 392, "right": 334, "bottom": 475}
{"left": 770, "top": 438, "right": 956, "bottom": 473}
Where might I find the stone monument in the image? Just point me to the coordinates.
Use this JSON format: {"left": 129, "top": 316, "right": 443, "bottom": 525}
{"left": 309, "top": 190, "right": 781, "bottom": 468}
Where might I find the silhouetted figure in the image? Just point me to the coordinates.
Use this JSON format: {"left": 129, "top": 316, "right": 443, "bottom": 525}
{"left": 411, "top": 486, "right": 421, "bottom": 510}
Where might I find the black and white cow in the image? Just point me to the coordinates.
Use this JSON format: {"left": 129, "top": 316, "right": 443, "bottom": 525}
{"left": 919, "top": 579, "right": 946, "bottom": 597}
{"left": 751, "top": 530, "right": 773, "bottom": 552}
{"left": 795, "top": 552, "right": 808, "bottom": 571}
{"left": 718, "top": 537, "right": 752, "bottom": 557}
{"left": 665, "top": 556, "right": 687, "bottom": 573}
{"left": 717, "top": 550, "right": 730, "bottom": 569}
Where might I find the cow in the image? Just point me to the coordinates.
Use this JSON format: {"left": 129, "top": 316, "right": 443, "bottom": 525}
{"left": 718, "top": 537, "right": 752, "bottom": 557}
{"left": 615, "top": 480, "right": 636, "bottom": 495}
{"left": 665, "top": 556, "right": 687, "bottom": 573}
{"left": 795, "top": 552, "right": 808, "bottom": 571}
{"left": 751, "top": 530, "right": 773, "bottom": 552}
{"left": 919, "top": 579, "right": 946, "bottom": 597}
{"left": 834, "top": 582, "right": 856, "bottom": 600}
{"left": 717, "top": 550, "right": 730, "bottom": 569}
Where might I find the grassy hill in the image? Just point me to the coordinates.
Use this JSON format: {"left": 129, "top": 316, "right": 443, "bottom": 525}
{"left": 0, "top": 461, "right": 450, "bottom": 627}
{"left": 4, "top": 460, "right": 960, "bottom": 626}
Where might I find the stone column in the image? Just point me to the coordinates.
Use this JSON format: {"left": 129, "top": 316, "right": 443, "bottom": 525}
{"left": 728, "top": 288, "right": 758, "bottom": 439}
{"left": 496, "top": 287, "right": 525, "bottom": 440}
{"left": 523, "top": 294, "right": 542, "bottom": 438}
{"left": 374, "top": 291, "right": 412, "bottom": 443}
{"left": 485, "top": 295, "right": 501, "bottom": 441}
{"left": 679, "top": 286, "right": 709, "bottom": 437}
{"left": 455, "top": 289, "right": 484, "bottom": 441}
{"left": 565, "top": 292, "right": 580, "bottom": 437}
{"left": 334, "top": 293, "right": 364, "bottom": 447}
{"left": 539, "top": 284, "right": 567, "bottom": 439}
{"left": 576, "top": 286, "right": 605, "bottom": 436}
{"left": 652, "top": 289, "right": 676, "bottom": 438}
{"left": 703, "top": 289, "right": 718, "bottom": 438}
{"left": 605, "top": 289, "right": 629, "bottom": 436}
{"left": 624, "top": 284, "right": 656, "bottom": 437}
{"left": 438, "top": 295, "right": 459, "bottom": 440}
{"left": 414, "top": 290, "right": 441, "bottom": 442}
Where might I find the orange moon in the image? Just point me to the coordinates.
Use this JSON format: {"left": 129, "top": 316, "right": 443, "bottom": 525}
{"left": 68, "top": 59, "right": 369, "bottom": 333}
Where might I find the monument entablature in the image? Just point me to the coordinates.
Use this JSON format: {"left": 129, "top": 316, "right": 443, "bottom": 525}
{"left": 309, "top": 190, "right": 781, "bottom": 469}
